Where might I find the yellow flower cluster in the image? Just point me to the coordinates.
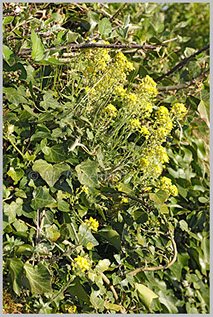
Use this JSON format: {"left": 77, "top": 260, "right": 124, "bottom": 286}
{"left": 84, "top": 217, "right": 99, "bottom": 231}
{"left": 74, "top": 255, "right": 90, "bottom": 272}
{"left": 138, "top": 75, "right": 158, "bottom": 99}
{"left": 140, "top": 126, "right": 149, "bottom": 138}
{"left": 129, "top": 118, "right": 141, "bottom": 130}
{"left": 156, "top": 106, "right": 170, "bottom": 124}
{"left": 159, "top": 176, "right": 178, "bottom": 197}
{"left": 171, "top": 103, "right": 187, "bottom": 120}
{"left": 102, "top": 104, "right": 117, "bottom": 118}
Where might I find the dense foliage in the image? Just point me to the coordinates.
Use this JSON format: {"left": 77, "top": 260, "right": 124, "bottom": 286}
{"left": 3, "top": 3, "right": 209, "bottom": 314}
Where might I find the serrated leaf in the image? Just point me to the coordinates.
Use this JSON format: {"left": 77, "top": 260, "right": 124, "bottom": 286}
{"left": 30, "top": 186, "right": 56, "bottom": 210}
{"left": 7, "top": 258, "right": 24, "bottom": 296}
{"left": 75, "top": 159, "right": 98, "bottom": 188}
{"left": 24, "top": 263, "right": 52, "bottom": 294}
{"left": 31, "top": 29, "right": 45, "bottom": 61}
{"left": 32, "top": 159, "right": 70, "bottom": 187}
{"left": 136, "top": 283, "right": 158, "bottom": 310}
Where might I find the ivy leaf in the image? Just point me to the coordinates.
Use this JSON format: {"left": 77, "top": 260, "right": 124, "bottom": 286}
{"left": 44, "top": 144, "right": 67, "bottom": 162}
{"left": 24, "top": 263, "right": 52, "bottom": 294}
{"left": 149, "top": 190, "right": 169, "bottom": 204}
{"left": 15, "top": 244, "right": 34, "bottom": 256}
{"left": 32, "top": 159, "right": 70, "bottom": 187}
{"left": 75, "top": 159, "right": 98, "bottom": 188}
{"left": 7, "top": 258, "right": 24, "bottom": 296}
{"left": 98, "top": 227, "right": 121, "bottom": 251}
{"left": 30, "top": 187, "right": 56, "bottom": 210}
{"left": 105, "top": 302, "right": 123, "bottom": 312}
{"left": 7, "top": 167, "right": 24, "bottom": 185}
{"left": 40, "top": 91, "right": 60, "bottom": 110}
{"left": 136, "top": 283, "right": 158, "bottom": 310}
{"left": 3, "top": 87, "right": 28, "bottom": 106}
{"left": 31, "top": 29, "right": 45, "bottom": 61}
{"left": 99, "top": 18, "right": 112, "bottom": 38}
{"left": 78, "top": 224, "right": 99, "bottom": 247}
{"left": 90, "top": 289, "right": 105, "bottom": 311}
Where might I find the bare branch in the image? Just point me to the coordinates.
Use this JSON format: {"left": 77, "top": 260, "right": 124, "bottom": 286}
{"left": 155, "top": 44, "right": 209, "bottom": 82}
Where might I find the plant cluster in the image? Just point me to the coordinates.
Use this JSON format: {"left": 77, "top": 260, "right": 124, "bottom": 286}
{"left": 3, "top": 2, "right": 209, "bottom": 314}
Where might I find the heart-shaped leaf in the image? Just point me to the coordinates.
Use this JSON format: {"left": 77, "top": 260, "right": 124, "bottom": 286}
{"left": 24, "top": 263, "right": 52, "bottom": 294}
{"left": 30, "top": 187, "right": 56, "bottom": 210}
{"left": 32, "top": 159, "right": 70, "bottom": 187}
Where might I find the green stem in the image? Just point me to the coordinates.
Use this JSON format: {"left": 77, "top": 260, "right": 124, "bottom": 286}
{"left": 8, "top": 136, "right": 25, "bottom": 158}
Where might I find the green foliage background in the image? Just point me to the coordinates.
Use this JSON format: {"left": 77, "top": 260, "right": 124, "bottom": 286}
{"left": 3, "top": 3, "right": 209, "bottom": 314}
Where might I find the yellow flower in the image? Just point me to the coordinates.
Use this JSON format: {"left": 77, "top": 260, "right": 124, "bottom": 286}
{"left": 140, "top": 126, "right": 149, "bottom": 137}
{"left": 139, "top": 75, "right": 158, "bottom": 98}
{"left": 74, "top": 255, "right": 90, "bottom": 272}
{"left": 84, "top": 217, "right": 99, "bottom": 231}
{"left": 171, "top": 103, "right": 187, "bottom": 120}
{"left": 129, "top": 118, "right": 141, "bottom": 130}
{"left": 156, "top": 106, "right": 170, "bottom": 124}
{"left": 120, "top": 197, "right": 128, "bottom": 204}
{"left": 159, "top": 176, "right": 178, "bottom": 197}
{"left": 139, "top": 157, "right": 149, "bottom": 168}
{"left": 103, "top": 104, "right": 117, "bottom": 118}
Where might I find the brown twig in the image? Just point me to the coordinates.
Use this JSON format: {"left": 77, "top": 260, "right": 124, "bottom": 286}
{"left": 110, "top": 3, "right": 128, "bottom": 22}
{"left": 18, "top": 43, "right": 164, "bottom": 56}
{"left": 155, "top": 44, "right": 210, "bottom": 82}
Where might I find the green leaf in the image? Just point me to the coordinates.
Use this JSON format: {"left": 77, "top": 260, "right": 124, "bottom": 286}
{"left": 136, "top": 283, "right": 158, "bottom": 310}
{"left": 87, "top": 11, "right": 99, "bottom": 31}
{"left": 15, "top": 244, "right": 34, "bottom": 256}
{"left": 24, "top": 263, "right": 52, "bottom": 294}
{"left": 3, "top": 16, "right": 14, "bottom": 24}
{"left": 78, "top": 224, "right": 99, "bottom": 247}
{"left": 3, "top": 45, "right": 15, "bottom": 65}
{"left": 67, "top": 277, "right": 90, "bottom": 304}
{"left": 40, "top": 90, "right": 60, "bottom": 110}
{"left": 32, "top": 159, "right": 70, "bottom": 187}
{"left": 96, "top": 259, "right": 111, "bottom": 273}
{"left": 3, "top": 87, "right": 28, "bottom": 106}
{"left": 30, "top": 187, "right": 56, "bottom": 210}
{"left": 158, "top": 290, "right": 178, "bottom": 313}
{"left": 179, "top": 219, "right": 189, "bottom": 232}
{"left": 198, "top": 100, "right": 210, "bottom": 128}
{"left": 98, "top": 227, "right": 121, "bottom": 251}
{"left": 12, "top": 219, "right": 28, "bottom": 232}
{"left": 149, "top": 190, "right": 169, "bottom": 204}
{"left": 45, "top": 226, "right": 61, "bottom": 242}
{"left": 90, "top": 289, "right": 105, "bottom": 311}
{"left": 7, "top": 167, "right": 24, "bottom": 185}
{"left": 105, "top": 302, "right": 122, "bottom": 312}
{"left": 7, "top": 258, "right": 24, "bottom": 296}
{"left": 99, "top": 18, "right": 112, "bottom": 38}
{"left": 31, "top": 29, "right": 45, "bottom": 61}
{"left": 58, "top": 199, "right": 70, "bottom": 212}
{"left": 44, "top": 144, "right": 67, "bottom": 162}
{"left": 75, "top": 159, "right": 98, "bottom": 188}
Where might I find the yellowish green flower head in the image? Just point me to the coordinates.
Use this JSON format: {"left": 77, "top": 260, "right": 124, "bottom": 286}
{"left": 155, "top": 146, "right": 169, "bottom": 164}
{"left": 81, "top": 185, "right": 89, "bottom": 194}
{"left": 139, "top": 157, "right": 149, "bottom": 168}
{"left": 120, "top": 197, "right": 129, "bottom": 204}
{"left": 138, "top": 75, "right": 158, "bottom": 98}
{"left": 129, "top": 118, "right": 141, "bottom": 130}
{"left": 74, "top": 256, "right": 90, "bottom": 272}
{"left": 171, "top": 103, "right": 187, "bottom": 120}
{"left": 103, "top": 104, "right": 117, "bottom": 118}
{"left": 140, "top": 126, "right": 149, "bottom": 138}
{"left": 156, "top": 106, "right": 170, "bottom": 124}
{"left": 84, "top": 217, "right": 99, "bottom": 231}
{"left": 159, "top": 176, "right": 178, "bottom": 197}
